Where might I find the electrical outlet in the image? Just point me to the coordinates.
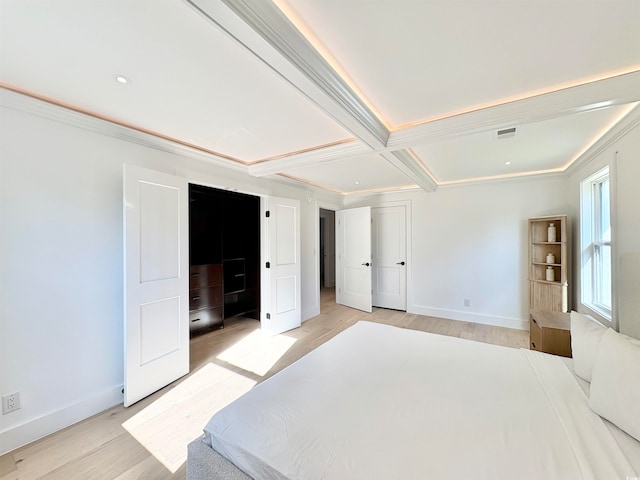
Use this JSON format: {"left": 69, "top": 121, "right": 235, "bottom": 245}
{"left": 464, "top": 299, "right": 471, "bottom": 307}
{"left": 2, "top": 392, "right": 21, "bottom": 414}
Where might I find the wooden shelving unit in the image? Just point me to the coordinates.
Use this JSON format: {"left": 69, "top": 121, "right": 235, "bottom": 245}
{"left": 528, "top": 215, "right": 570, "bottom": 313}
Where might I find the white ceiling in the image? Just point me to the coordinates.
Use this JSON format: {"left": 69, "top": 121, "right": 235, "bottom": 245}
{"left": 1, "top": 0, "right": 639, "bottom": 195}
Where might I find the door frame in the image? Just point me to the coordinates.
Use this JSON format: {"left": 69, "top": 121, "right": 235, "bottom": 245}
{"left": 181, "top": 175, "right": 275, "bottom": 334}
{"left": 185, "top": 174, "right": 305, "bottom": 338}
{"left": 313, "top": 201, "right": 341, "bottom": 317}
{"left": 319, "top": 216, "right": 325, "bottom": 287}
{"left": 123, "top": 166, "right": 305, "bottom": 405}
{"left": 318, "top": 200, "right": 411, "bottom": 314}
{"left": 175, "top": 173, "right": 304, "bottom": 338}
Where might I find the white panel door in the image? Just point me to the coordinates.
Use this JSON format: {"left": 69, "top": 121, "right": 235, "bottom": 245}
{"left": 123, "top": 165, "right": 189, "bottom": 407}
{"left": 261, "top": 196, "right": 301, "bottom": 335}
{"left": 372, "top": 206, "right": 407, "bottom": 310}
{"left": 336, "top": 207, "right": 372, "bottom": 312}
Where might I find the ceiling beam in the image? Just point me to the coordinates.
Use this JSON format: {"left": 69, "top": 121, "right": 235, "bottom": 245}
{"left": 185, "top": 1, "right": 640, "bottom": 194}
{"left": 381, "top": 150, "right": 438, "bottom": 193}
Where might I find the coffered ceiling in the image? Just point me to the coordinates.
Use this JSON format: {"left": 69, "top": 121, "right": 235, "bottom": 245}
{"left": 1, "top": 0, "right": 639, "bottom": 195}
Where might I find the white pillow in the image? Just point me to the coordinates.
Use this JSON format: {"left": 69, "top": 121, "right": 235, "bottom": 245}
{"left": 589, "top": 328, "right": 640, "bottom": 442}
{"left": 570, "top": 311, "right": 607, "bottom": 382}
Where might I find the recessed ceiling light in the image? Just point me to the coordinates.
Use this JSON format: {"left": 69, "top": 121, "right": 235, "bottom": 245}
{"left": 505, "top": 161, "right": 512, "bottom": 165}
{"left": 355, "top": 181, "right": 360, "bottom": 185}
{"left": 114, "top": 74, "right": 130, "bottom": 85}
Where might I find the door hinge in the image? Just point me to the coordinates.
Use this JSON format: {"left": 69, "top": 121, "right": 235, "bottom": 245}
{"left": 266, "top": 313, "right": 271, "bottom": 319}
{"left": 265, "top": 210, "right": 270, "bottom": 217}
{"left": 266, "top": 261, "right": 270, "bottom": 268}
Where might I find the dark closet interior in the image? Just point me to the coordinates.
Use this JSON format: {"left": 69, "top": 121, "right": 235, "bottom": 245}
{"left": 188, "top": 183, "right": 260, "bottom": 337}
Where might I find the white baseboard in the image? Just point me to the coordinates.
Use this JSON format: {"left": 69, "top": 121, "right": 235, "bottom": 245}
{"left": 408, "top": 305, "right": 529, "bottom": 331}
{"left": 0, "top": 384, "right": 123, "bottom": 455}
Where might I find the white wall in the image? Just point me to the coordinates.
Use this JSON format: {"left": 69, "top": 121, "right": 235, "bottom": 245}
{"left": 345, "top": 176, "right": 571, "bottom": 329}
{"left": 0, "top": 102, "right": 338, "bottom": 453}
{"left": 567, "top": 112, "right": 640, "bottom": 339}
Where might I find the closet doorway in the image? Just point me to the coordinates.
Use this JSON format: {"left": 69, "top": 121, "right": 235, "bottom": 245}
{"left": 188, "top": 184, "right": 260, "bottom": 337}
{"left": 123, "top": 166, "right": 301, "bottom": 406}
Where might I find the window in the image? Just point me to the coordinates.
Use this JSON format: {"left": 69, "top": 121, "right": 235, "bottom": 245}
{"left": 580, "top": 167, "right": 612, "bottom": 321}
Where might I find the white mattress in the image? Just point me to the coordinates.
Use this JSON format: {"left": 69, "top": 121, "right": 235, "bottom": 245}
{"left": 203, "top": 321, "right": 639, "bottom": 480}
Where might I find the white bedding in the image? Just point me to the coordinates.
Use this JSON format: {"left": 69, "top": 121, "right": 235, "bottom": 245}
{"left": 561, "top": 357, "right": 640, "bottom": 473}
{"left": 203, "top": 321, "right": 639, "bottom": 480}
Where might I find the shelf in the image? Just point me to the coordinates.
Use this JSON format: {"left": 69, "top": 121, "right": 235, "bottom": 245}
{"left": 528, "top": 215, "right": 569, "bottom": 313}
{"left": 530, "top": 278, "right": 565, "bottom": 285}
{"left": 224, "top": 258, "right": 246, "bottom": 294}
{"left": 529, "top": 217, "right": 565, "bottom": 244}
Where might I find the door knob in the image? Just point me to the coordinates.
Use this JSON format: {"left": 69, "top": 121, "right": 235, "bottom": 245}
{"left": 361, "top": 262, "right": 370, "bottom": 267}
{"left": 396, "top": 261, "right": 405, "bottom": 265}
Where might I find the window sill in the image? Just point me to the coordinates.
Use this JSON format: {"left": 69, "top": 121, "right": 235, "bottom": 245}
{"left": 579, "top": 302, "right": 614, "bottom": 329}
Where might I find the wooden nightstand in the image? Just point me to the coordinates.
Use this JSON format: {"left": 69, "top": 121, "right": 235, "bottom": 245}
{"left": 529, "top": 310, "right": 572, "bottom": 357}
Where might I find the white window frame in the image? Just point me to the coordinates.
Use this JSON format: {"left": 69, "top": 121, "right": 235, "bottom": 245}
{"left": 580, "top": 166, "right": 614, "bottom": 325}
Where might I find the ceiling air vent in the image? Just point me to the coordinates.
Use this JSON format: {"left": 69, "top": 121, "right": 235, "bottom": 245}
{"left": 497, "top": 127, "right": 516, "bottom": 139}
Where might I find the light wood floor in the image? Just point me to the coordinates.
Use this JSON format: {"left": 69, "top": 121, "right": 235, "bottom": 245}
{"left": 0, "top": 288, "right": 528, "bottom": 480}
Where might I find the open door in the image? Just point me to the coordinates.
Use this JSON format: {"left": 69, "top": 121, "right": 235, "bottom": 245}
{"left": 372, "top": 205, "right": 407, "bottom": 310}
{"left": 261, "top": 196, "right": 301, "bottom": 335}
{"left": 123, "top": 165, "right": 189, "bottom": 407}
{"left": 336, "top": 206, "right": 372, "bottom": 312}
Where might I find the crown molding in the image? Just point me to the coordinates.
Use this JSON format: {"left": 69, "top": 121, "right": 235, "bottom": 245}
{"left": 564, "top": 102, "right": 640, "bottom": 176}
{"left": 186, "top": 0, "right": 389, "bottom": 149}
{"left": 388, "top": 71, "right": 640, "bottom": 150}
{"left": 0, "top": 86, "right": 247, "bottom": 172}
{"left": 437, "top": 169, "right": 567, "bottom": 189}
{"left": 248, "top": 139, "right": 371, "bottom": 177}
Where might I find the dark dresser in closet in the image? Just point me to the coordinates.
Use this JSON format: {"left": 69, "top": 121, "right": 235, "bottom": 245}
{"left": 189, "top": 264, "right": 223, "bottom": 335}
{"left": 189, "top": 183, "right": 260, "bottom": 338}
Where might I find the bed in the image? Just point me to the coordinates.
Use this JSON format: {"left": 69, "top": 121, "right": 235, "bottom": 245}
{"left": 187, "top": 317, "right": 640, "bottom": 479}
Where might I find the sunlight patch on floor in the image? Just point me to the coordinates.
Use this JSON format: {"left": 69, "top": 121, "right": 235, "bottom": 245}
{"left": 122, "top": 362, "right": 256, "bottom": 473}
{"left": 217, "top": 329, "right": 297, "bottom": 376}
